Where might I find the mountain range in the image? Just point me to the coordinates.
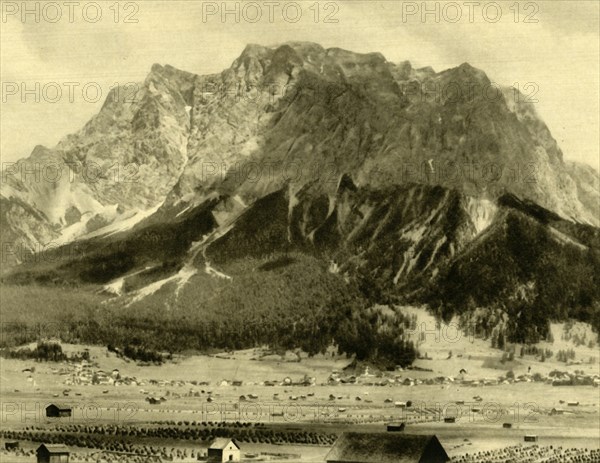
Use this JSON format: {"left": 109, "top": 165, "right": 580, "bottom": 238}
{"left": 2, "top": 42, "right": 599, "bottom": 357}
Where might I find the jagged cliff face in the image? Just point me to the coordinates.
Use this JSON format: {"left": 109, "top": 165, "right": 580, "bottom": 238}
{"left": 564, "top": 161, "right": 600, "bottom": 220}
{"left": 2, "top": 42, "right": 598, "bottom": 272}
{"left": 204, "top": 179, "right": 482, "bottom": 289}
{"left": 168, "top": 42, "right": 597, "bottom": 229}
{"left": 56, "top": 64, "right": 194, "bottom": 210}
{"left": 1, "top": 64, "right": 194, "bottom": 264}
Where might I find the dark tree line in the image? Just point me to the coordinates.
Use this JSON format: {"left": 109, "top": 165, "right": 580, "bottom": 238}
{"left": 0, "top": 341, "right": 90, "bottom": 362}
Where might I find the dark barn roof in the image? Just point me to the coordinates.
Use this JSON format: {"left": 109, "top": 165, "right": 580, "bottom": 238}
{"left": 46, "top": 403, "right": 72, "bottom": 410}
{"left": 326, "top": 433, "right": 450, "bottom": 463}
{"left": 386, "top": 422, "right": 406, "bottom": 431}
{"left": 37, "top": 444, "right": 70, "bottom": 454}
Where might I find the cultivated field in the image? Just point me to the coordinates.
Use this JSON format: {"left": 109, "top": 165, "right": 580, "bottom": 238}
{"left": 1, "top": 310, "right": 599, "bottom": 462}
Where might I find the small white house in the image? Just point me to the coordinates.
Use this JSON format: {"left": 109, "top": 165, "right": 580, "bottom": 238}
{"left": 207, "top": 438, "right": 240, "bottom": 462}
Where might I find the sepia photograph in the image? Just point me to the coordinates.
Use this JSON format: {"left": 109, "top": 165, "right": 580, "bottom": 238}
{"left": 0, "top": 1, "right": 599, "bottom": 462}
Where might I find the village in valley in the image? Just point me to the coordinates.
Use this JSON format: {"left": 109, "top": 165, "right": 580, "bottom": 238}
{"left": 1, "top": 312, "right": 599, "bottom": 463}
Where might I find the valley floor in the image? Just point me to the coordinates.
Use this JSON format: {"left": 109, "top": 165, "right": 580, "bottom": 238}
{"left": 1, "top": 340, "right": 599, "bottom": 462}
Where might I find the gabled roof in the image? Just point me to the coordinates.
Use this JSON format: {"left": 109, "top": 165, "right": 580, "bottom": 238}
{"left": 37, "top": 444, "right": 70, "bottom": 454}
{"left": 325, "top": 433, "right": 449, "bottom": 463}
{"left": 209, "top": 438, "right": 240, "bottom": 450}
{"left": 46, "top": 403, "right": 72, "bottom": 410}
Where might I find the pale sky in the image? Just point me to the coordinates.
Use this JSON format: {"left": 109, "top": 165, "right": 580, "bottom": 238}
{"left": 1, "top": 0, "right": 599, "bottom": 170}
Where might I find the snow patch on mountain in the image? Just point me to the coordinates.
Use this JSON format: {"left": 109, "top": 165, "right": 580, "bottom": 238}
{"left": 83, "top": 202, "right": 164, "bottom": 240}
{"left": 126, "top": 264, "right": 196, "bottom": 305}
{"left": 466, "top": 197, "right": 497, "bottom": 235}
{"left": 205, "top": 261, "right": 232, "bottom": 280}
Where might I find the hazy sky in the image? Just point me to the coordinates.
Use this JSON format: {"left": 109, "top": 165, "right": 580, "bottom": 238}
{"left": 1, "top": 0, "right": 599, "bottom": 169}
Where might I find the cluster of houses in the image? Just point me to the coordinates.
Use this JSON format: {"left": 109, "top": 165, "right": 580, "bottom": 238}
{"left": 327, "top": 370, "right": 600, "bottom": 388}
{"left": 60, "top": 361, "right": 320, "bottom": 390}
{"left": 215, "top": 376, "right": 316, "bottom": 387}
{"left": 64, "top": 362, "right": 138, "bottom": 387}
{"left": 549, "top": 370, "right": 600, "bottom": 386}
{"left": 148, "top": 379, "right": 190, "bottom": 387}
{"left": 133, "top": 376, "right": 316, "bottom": 389}
{"left": 59, "top": 359, "right": 599, "bottom": 391}
{"left": 328, "top": 372, "right": 470, "bottom": 387}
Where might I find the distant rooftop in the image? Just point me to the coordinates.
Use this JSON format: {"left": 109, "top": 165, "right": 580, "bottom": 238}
{"left": 37, "top": 444, "right": 70, "bottom": 454}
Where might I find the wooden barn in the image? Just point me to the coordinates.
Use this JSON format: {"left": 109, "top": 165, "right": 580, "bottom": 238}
{"left": 45, "top": 404, "right": 72, "bottom": 418}
{"left": 36, "top": 444, "right": 70, "bottom": 463}
{"left": 325, "top": 432, "right": 450, "bottom": 463}
{"left": 207, "top": 438, "right": 241, "bottom": 462}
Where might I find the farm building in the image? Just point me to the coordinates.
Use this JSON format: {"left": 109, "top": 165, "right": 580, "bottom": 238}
{"left": 36, "top": 444, "right": 70, "bottom": 463}
{"left": 503, "top": 423, "right": 513, "bottom": 429}
{"left": 5, "top": 441, "right": 19, "bottom": 450}
{"left": 207, "top": 438, "right": 241, "bottom": 462}
{"left": 444, "top": 417, "right": 456, "bottom": 423}
{"left": 524, "top": 435, "right": 538, "bottom": 442}
{"left": 45, "top": 404, "right": 72, "bottom": 418}
{"left": 386, "top": 423, "right": 406, "bottom": 432}
{"left": 325, "top": 433, "right": 450, "bottom": 463}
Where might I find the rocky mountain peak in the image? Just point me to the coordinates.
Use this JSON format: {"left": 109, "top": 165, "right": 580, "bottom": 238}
{"left": 2, "top": 42, "right": 599, "bottom": 271}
